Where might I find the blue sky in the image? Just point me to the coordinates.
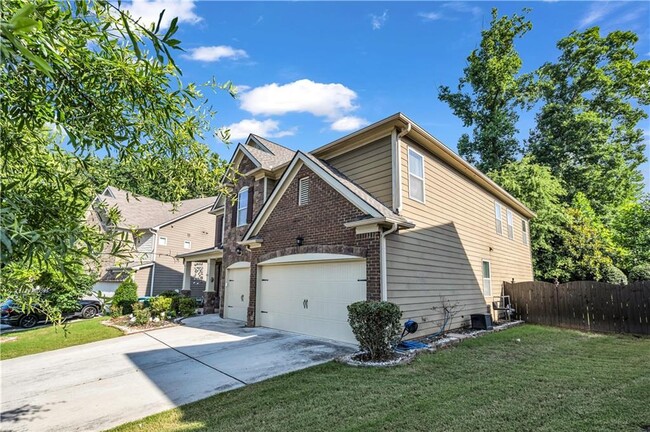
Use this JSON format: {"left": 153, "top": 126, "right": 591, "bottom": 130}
{"left": 123, "top": 1, "right": 650, "bottom": 191}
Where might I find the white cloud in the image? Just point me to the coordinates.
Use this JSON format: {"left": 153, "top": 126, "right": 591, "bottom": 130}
{"left": 418, "top": 12, "right": 442, "bottom": 22}
{"left": 578, "top": 2, "right": 625, "bottom": 28}
{"left": 330, "top": 116, "right": 369, "bottom": 132}
{"left": 121, "top": 0, "right": 202, "bottom": 30}
{"left": 239, "top": 79, "right": 359, "bottom": 120}
{"left": 223, "top": 119, "right": 296, "bottom": 140}
{"left": 441, "top": 2, "right": 481, "bottom": 19}
{"left": 183, "top": 46, "right": 248, "bottom": 62}
{"left": 371, "top": 10, "right": 389, "bottom": 30}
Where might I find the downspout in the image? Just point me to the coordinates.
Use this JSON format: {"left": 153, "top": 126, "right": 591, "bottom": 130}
{"left": 393, "top": 123, "right": 412, "bottom": 214}
{"left": 148, "top": 228, "right": 159, "bottom": 296}
{"left": 380, "top": 223, "right": 398, "bottom": 302}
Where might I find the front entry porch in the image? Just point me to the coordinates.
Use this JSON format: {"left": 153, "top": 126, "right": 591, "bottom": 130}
{"left": 178, "top": 247, "right": 223, "bottom": 314}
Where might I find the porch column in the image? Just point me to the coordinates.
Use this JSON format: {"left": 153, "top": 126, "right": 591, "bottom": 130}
{"left": 181, "top": 260, "right": 192, "bottom": 295}
{"left": 203, "top": 258, "right": 218, "bottom": 314}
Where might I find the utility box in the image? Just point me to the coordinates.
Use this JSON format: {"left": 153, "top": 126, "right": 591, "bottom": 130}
{"left": 471, "top": 313, "right": 493, "bottom": 330}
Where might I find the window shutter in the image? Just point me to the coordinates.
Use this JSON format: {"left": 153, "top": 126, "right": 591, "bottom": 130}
{"left": 215, "top": 215, "right": 223, "bottom": 246}
{"left": 247, "top": 185, "right": 254, "bottom": 223}
{"left": 231, "top": 199, "right": 237, "bottom": 228}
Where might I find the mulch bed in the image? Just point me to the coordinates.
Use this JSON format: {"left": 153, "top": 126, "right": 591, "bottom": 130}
{"left": 340, "top": 320, "right": 524, "bottom": 368}
{"left": 102, "top": 316, "right": 180, "bottom": 334}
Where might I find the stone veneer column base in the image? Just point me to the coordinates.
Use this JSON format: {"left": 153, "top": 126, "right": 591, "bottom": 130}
{"left": 203, "top": 291, "right": 217, "bottom": 314}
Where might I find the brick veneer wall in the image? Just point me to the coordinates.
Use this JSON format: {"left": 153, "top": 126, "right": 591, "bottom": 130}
{"left": 219, "top": 162, "right": 381, "bottom": 326}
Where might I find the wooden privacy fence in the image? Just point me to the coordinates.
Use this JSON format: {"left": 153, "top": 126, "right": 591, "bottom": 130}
{"left": 503, "top": 280, "right": 650, "bottom": 335}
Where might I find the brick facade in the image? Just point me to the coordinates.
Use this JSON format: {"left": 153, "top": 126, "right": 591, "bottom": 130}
{"left": 219, "top": 162, "right": 381, "bottom": 327}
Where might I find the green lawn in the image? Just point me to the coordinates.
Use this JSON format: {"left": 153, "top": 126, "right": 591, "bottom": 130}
{"left": 110, "top": 325, "right": 649, "bottom": 432}
{"left": 0, "top": 316, "right": 122, "bottom": 360}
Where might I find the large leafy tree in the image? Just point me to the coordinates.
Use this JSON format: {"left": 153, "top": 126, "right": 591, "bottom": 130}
{"left": 611, "top": 196, "right": 650, "bottom": 271}
{"left": 0, "top": 1, "right": 233, "bottom": 321}
{"left": 439, "top": 8, "right": 531, "bottom": 172}
{"left": 527, "top": 28, "right": 650, "bottom": 216}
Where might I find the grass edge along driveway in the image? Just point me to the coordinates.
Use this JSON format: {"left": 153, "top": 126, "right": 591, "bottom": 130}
{"left": 0, "top": 316, "right": 122, "bottom": 360}
{"left": 110, "top": 325, "right": 649, "bottom": 432}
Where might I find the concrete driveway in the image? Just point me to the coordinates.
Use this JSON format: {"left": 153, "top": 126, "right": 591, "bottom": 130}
{"left": 0, "top": 315, "right": 356, "bottom": 432}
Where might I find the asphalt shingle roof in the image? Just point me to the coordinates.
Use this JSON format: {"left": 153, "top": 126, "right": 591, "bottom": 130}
{"left": 97, "top": 187, "right": 216, "bottom": 229}
{"left": 246, "top": 135, "right": 295, "bottom": 170}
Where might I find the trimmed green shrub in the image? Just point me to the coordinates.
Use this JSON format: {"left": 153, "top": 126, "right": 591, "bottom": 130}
{"left": 178, "top": 297, "right": 197, "bottom": 317}
{"left": 158, "top": 290, "right": 180, "bottom": 313}
{"left": 628, "top": 263, "right": 650, "bottom": 282}
{"left": 347, "top": 301, "right": 402, "bottom": 361}
{"left": 113, "top": 278, "right": 138, "bottom": 314}
{"left": 110, "top": 303, "right": 122, "bottom": 318}
{"left": 150, "top": 296, "right": 173, "bottom": 318}
{"left": 601, "top": 265, "right": 628, "bottom": 285}
{"left": 131, "top": 302, "right": 151, "bottom": 325}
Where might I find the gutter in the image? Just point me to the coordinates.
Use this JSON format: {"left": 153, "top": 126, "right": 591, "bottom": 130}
{"left": 380, "top": 223, "right": 398, "bottom": 302}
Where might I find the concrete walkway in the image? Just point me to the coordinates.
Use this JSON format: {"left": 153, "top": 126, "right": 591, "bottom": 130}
{"left": 0, "top": 315, "right": 355, "bottom": 432}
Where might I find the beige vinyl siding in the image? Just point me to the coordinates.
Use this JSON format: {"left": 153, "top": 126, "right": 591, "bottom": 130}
{"left": 151, "top": 208, "right": 215, "bottom": 295}
{"left": 326, "top": 135, "right": 393, "bottom": 208}
{"left": 387, "top": 137, "right": 533, "bottom": 337}
{"left": 133, "top": 266, "right": 152, "bottom": 297}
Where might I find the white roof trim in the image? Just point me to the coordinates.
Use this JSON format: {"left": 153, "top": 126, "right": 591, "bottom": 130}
{"left": 209, "top": 144, "right": 263, "bottom": 213}
{"left": 258, "top": 253, "right": 365, "bottom": 266}
{"left": 344, "top": 217, "right": 415, "bottom": 229}
{"left": 153, "top": 203, "right": 213, "bottom": 229}
{"left": 242, "top": 152, "right": 383, "bottom": 241}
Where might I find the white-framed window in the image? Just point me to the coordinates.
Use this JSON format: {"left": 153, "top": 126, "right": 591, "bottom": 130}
{"left": 408, "top": 147, "right": 425, "bottom": 203}
{"left": 522, "top": 219, "right": 528, "bottom": 245}
{"left": 237, "top": 187, "right": 249, "bottom": 226}
{"left": 482, "top": 260, "right": 492, "bottom": 297}
{"left": 158, "top": 236, "right": 167, "bottom": 246}
{"left": 494, "top": 202, "right": 503, "bottom": 235}
{"left": 298, "top": 177, "right": 310, "bottom": 206}
{"left": 183, "top": 240, "right": 191, "bottom": 249}
{"left": 506, "top": 209, "right": 514, "bottom": 240}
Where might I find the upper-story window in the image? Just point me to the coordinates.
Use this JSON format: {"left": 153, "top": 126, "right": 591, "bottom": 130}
{"left": 237, "top": 187, "right": 249, "bottom": 226}
{"left": 494, "top": 202, "right": 503, "bottom": 235}
{"left": 522, "top": 219, "right": 528, "bottom": 245}
{"left": 298, "top": 177, "right": 310, "bottom": 206}
{"left": 158, "top": 236, "right": 167, "bottom": 246}
{"left": 184, "top": 240, "right": 191, "bottom": 249}
{"left": 408, "top": 147, "right": 425, "bottom": 203}
{"left": 506, "top": 209, "right": 514, "bottom": 240}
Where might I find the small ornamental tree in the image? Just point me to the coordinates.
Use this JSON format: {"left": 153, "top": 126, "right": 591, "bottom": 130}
{"left": 601, "top": 265, "right": 627, "bottom": 285}
{"left": 113, "top": 278, "right": 138, "bottom": 315}
{"left": 347, "top": 301, "right": 402, "bottom": 361}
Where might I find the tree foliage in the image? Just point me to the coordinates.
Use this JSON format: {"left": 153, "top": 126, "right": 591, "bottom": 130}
{"left": 610, "top": 196, "right": 650, "bottom": 271}
{"left": 438, "top": 8, "right": 531, "bottom": 172}
{"left": 0, "top": 0, "right": 233, "bottom": 321}
{"left": 526, "top": 28, "right": 650, "bottom": 215}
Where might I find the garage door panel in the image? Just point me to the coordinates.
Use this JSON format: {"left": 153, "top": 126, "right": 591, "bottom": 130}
{"left": 258, "top": 259, "right": 366, "bottom": 343}
{"left": 225, "top": 266, "right": 250, "bottom": 322}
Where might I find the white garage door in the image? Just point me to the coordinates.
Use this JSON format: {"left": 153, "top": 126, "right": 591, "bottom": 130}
{"left": 225, "top": 263, "right": 250, "bottom": 322}
{"left": 258, "top": 255, "right": 366, "bottom": 343}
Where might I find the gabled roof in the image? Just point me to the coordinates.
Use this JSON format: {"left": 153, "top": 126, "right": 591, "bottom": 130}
{"left": 242, "top": 152, "right": 413, "bottom": 241}
{"left": 96, "top": 187, "right": 216, "bottom": 229}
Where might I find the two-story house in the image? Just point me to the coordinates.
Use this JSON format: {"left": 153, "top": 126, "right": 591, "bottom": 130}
{"left": 90, "top": 186, "right": 217, "bottom": 297}
{"left": 179, "top": 113, "right": 534, "bottom": 343}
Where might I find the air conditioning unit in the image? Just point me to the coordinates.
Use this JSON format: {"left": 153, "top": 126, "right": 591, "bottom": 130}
{"left": 471, "top": 313, "right": 493, "bottom": 330}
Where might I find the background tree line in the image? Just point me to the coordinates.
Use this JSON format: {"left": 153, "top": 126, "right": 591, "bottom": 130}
{"left": 439, "top": 8, "right": 650, "bottom": 283}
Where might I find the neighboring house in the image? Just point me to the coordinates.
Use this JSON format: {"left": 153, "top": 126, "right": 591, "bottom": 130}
{"left": 89, "top": 186, "right": 217, "bottom": 297}
{"left": 180, "top": 114, "right": 534, "bottom": 343}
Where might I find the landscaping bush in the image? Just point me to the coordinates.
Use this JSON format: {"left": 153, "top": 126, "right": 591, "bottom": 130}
{"left": 158, "top": 290, "right": 181, "bottom": 313}
{"left": 601, "top": 264, "right": 628, "bottom": 285}
{"left": 132, "top": 302, "right": 151, "bottom": 325}
{"left": 110, "top": 303, "right": 123, "bottom": 318}
{"left": 113, "top": 278, "right": 138, "bottom": 314}
{"left": 150, "top": 296, "right": 173, "bottom": 318}
{"left": 628, "top": 263, "right": 650, "bottom": 282}
{"left": 178, "top": 297, "right": 197, "bottom": 317}
{"left": 347, "top": 301, "right": 402, "bottom": 361}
